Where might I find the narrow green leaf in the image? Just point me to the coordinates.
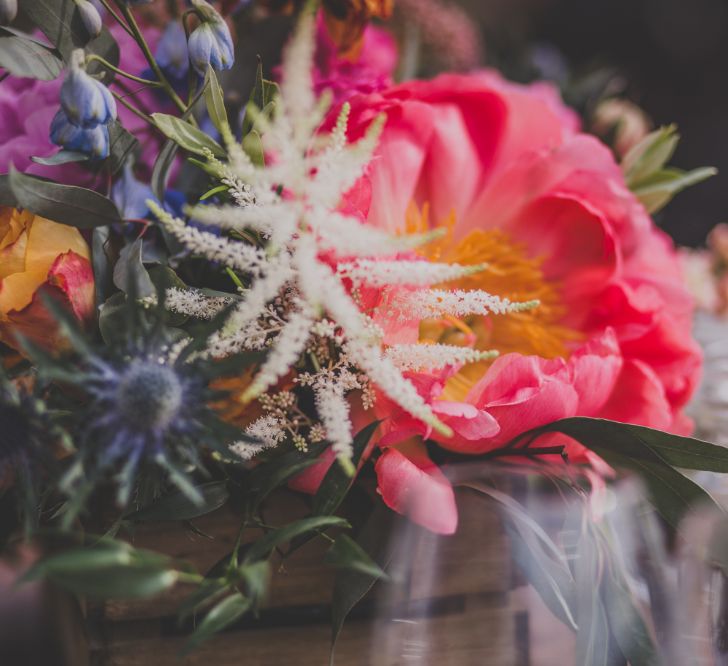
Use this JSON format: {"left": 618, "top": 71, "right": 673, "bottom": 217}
{"left": 204, "top": 66, "right": 228, "bottom": 135}
{"left": 9, "top": 166, "right": 122, "bottom": 228}
{"left": 250, "top": 459, "right": 320, "bottom": 513}
{"left": 178, "top": 579, "right": 229, "bottom": 621}
{"left": 152, "top": 113, "right": 226, "bottom": 159}
{"left": 634, "top": 167, "right": 718, "bottom": 214}
{"left": 623, "top": 125, "right": 679, "bottom": 187}
{"left": 325, "top": 534, "right": 388, "bottom": 578}
{"left": 313, "top": 421, "right": 381, "bottom": 516}
{"left": 182, "top": 593, "right": 251, "bottom": 654}
{"left": 0, "top": 28, "right": 62, "bottom": 80}
{"left": 31, "top": 150, "right": 89, "bottom": 166}
{"left": 127, "top": 482, "right": 230, "bottom": 523}
{"left": 244, "top": 516, "right": 350, "bottom": 563}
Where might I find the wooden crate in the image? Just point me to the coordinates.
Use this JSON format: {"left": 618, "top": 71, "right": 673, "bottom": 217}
{"left": 88, "top": 489, "right": 526, "bottom": 665}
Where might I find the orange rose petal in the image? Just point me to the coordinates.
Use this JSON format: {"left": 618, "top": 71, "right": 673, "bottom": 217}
{"left": 0, "top": 230, "right": 28, "bottom": 280}
{"left": 26, "top": 215, "right": 90, "bottom": 277}
{"left": 0, "top": 269, "right": 48, "bottom": 316}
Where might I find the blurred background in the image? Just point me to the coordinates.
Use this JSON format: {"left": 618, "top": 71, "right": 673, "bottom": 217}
{"left": 456, "top": 0, "right": 727, "bottom": 247}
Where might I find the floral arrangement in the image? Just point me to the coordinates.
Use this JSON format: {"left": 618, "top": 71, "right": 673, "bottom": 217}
{"left": 0, "top": 0, "right": 726, "bottom": 660}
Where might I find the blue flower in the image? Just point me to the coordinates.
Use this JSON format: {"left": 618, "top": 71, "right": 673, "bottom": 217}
{"left": 22, "top": 290, "right": 255, "bottom": 511}
{"left": 188, "top": 1, "right": 234, "bottom": 77}
{"left": 156, "top": 22, "right": 190, "bottom": 82}
{"left": 50, "top": 110, "right": 110, "bottom": 159}
{"left": 76, "top": 0, "right": 103, "bottom": 39}
{"left": 60, "top": 50, "right": 117, "bottom": 128}
{"left": 112, "top": 164, "right": 157, "bottom": 219}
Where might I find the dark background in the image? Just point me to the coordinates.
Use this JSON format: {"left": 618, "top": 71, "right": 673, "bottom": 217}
{"left": 457, "top": 0, "right": 728, "bottom": 247}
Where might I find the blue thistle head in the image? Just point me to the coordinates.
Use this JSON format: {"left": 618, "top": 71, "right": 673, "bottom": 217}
{"left": 22, "top": 287, "right": 257, "bottom": 516}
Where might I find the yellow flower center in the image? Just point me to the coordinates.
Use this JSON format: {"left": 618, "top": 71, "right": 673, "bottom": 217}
{"left": 406, "top": 203, "right": 581, "bottom": 402}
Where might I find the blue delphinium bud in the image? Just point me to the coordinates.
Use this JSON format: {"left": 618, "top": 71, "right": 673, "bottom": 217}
{"left": 188, "top": 0, "right": 234, "bottom": 77}
{"left": 76, "top": 0, "right": 103, "bottom": 39}
{"left": 155, "top": 22, "right": 189, "bottom": 82}
{"left": 60, "top": 50, "right": 117, "bottom": 128}
{"left": 112, "top": 164, "right": 157, "bottom": 219}
{"left": 50, "top": 110, "right": 110, "bottom": 159}
{"left": 0, "top": 0, "right": 17, "bottom": 25}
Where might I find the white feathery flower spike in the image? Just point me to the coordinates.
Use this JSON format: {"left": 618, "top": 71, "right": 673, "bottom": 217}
{"left": 386, "top": 344, "right": 499, "bottom": 372}
{"left": 231, "top": 415, "right": 287, "bottom": 461}
{"left": 166, "top": 288, "right": 233, "bottom": 320}
{"left": 338, "top": 259, "right": 487, "bottom": 287}
{"left": 152, "top": 7, "right": 539, "bottom": 466}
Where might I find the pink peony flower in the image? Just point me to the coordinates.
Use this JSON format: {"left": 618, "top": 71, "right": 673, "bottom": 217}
{"left": 312, "top": 10, "right": 397, "bottom": 105}
{"left": 308, "top": 70, "right": 701, "bottom": 534}
{"left": 0, "top": 23, "right": 168, "bottom": 185}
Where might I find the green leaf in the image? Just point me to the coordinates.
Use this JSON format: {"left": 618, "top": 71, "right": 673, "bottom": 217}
{"left": 633, "top": 166, "right": 718, "bottom": 214}
{"left": 602, "top": 556, "right": 659, "bottom": 666}
{"left": 107, "top": 122, "right": 140, "bottom": 175}
{"left": 313, "top": 421, "right": 380, "bottom": 517}
{"left": 242, "top": 129, "right": 264, "bottom": 166}
{"left": 528, "top": 418, "right": 725, "bottom": 527}
{"left": 465, "top": 482, "right": 578, "bottom": 631}
{"left": 244, "top": 516, "right": 350, "bottom": 563}
{"left": 20, "top": 0, "right": 119, "bottom": 81}
{"left": 574, "top": 524, "right": 612, "bottom": 666}
{"left": 324, "top": 534, "right": 388, "bottom": 578}
{"left": 178, "top": 579, "right": 229, "bottom": 620}
{"left": 204, "top": 66, "right": 229, "bottom": 135}
{"left": 623, "top": 125, "right": 680, "bottom": 187}
{"left": 0, "top": 28, "right": 62, "bottom": 80}
{"left": 249, "top": 459, "right": 321, "bottom": 513}
{"left": 0, "top": 175, "right": 16, "bottom": 207}
{"left": 242, "top": 60, "right": 278, "bottom": 137}
{"left": 532, "top": 417, "right": 728, "bottom": 473}
{"left": 113, "top": 238, "right": 155, "bottom": 298}
{"left": 151, "top": 113, "right": 226, "bottom": 159}
{"left": 8, "top": 166, "right": 122, "bottom": 228}
{"left": 127, "top": 482, "right": 230, "bottom": 523}
{"left": 98, "top": 292, "right": 127, "bottom": 346}
{"left": 24, "top": 540, "right": 179, "bottom": 599}
{"left": 330, "top": 506, "right": 396, "bottom": 660}
{"left": 31, "top": 150, "right": 89, "bottom": 166}
{"left": 182, "top": 592, "right": 251, "bottom": 654}
{"left": 238, "top": 560, "right": 270, "bottom": 603}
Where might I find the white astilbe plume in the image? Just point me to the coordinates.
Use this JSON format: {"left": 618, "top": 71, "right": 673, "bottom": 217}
{"left": 314, "top": 380, "right": 355, "bottom": 473}
{"left": 150, "top": 8, "right": 539, "bottom": 467}
{"left": 166, "top": 288, "right": 233, "bottom": 319}
{"left": 386, "top": 344, "right": 499, "bottom": 372}
{"left": 397, "top": 289, "right": 540, "bottom": 319}
{"left": 231, "top": 415, "right": 286, "bottom": 461}
{"left": 338, "top": 259, "right": 487, "bottom": 287}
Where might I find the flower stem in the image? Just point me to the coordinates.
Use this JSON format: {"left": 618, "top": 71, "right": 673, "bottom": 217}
{"left": 114, "top": 1, "right": 192, "bottom": 119}
{"left": 86, "top": 54, "right": 163, "bottom": 87}
{"left": 96, "top": 0, "right": 135, "bottom": 38}
{"left": 111, "top": 90, "right": 154, "bottom": 126}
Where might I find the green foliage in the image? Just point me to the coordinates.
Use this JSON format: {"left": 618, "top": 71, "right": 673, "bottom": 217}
{"left": 0, "top": 27, "right": 62, "bottom": 80}
{"left": 152, "top": 113, "right": 226, "bottom": 158}
{"left": 8, "top": 166, "right": 122, "bottom": 228}
{"left": 204, "top": 66, "right": 229, "bottom": 135}
{"left": 622, "top": 125, "right": 717, "bottom": 214}
{"left": 23, "top": 539, "right": 181, "bottom": 599}
{"left": 126, "top": 482, "right": 230, "bottom": 523}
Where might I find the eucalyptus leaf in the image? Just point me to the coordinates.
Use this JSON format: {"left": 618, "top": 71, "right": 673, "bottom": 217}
{"left": 0, "top": 28, "right": 62, "bottom": 80}
{"left": 325, "top": 534, "right": 388, "bottom": 579}
{"left": 9, "top": 166, "right": 122, "bottom": 228}
{"left": 128, "top": 482, "right": 230, "bottom": 523}
{"left": 152, "top": 113, "right": 226, "bottom": 159}
{"left": 0, "top": 175, "right": 16, "bottom": 207}
{"left": 244, "top": 516, "right": 349, "bottom": 563}
{"left": 182, "top": 592, "right": 251, "bottom": 654}
{"left": 113, "top": 238, "right": 155, "bottom": 298}
{"left": 21, "top": 0, "right": 119, "bottom": 80}
{"left": 31, "top": 150, "right": 89, "bottom": 166}
{"left": 98, "top": 292, "right": 127, "bottom": 346}
{"left": 205, "top": 66, "right": 228, "bottom": 135}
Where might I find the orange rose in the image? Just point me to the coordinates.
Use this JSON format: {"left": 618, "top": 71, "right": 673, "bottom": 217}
{"left": 0, "top": 207, "right": 95, "bottom": 351}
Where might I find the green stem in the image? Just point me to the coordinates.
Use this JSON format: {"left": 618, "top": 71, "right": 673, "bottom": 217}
{"left": 86, "top": 55, "right": 162, "bottom": 87}
{"left": 111, "top": 90, "right": 154, "bottom": 127}
{"left": 115, "top": 1, "right": 192, "bottom": 119}
{"left": 96, "top": 0, "right": 135, "bottom": 38}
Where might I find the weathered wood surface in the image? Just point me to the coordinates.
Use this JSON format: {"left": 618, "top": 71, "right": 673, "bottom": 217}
{"left": 90, "top": 490, "right": 523, "bottom": 665}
